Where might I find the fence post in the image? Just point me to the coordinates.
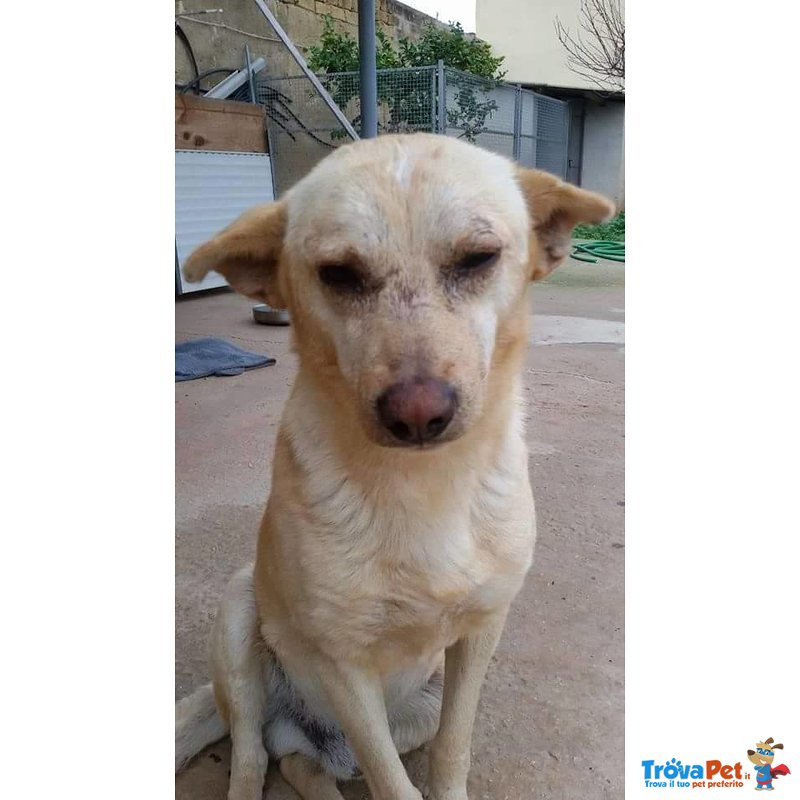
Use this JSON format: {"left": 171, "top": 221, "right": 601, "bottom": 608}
{"left": 513, "top": 83, "right": 522, "bottom": 160}
{"left": 430, "top": 66, "right": 437, "bottom": 134}
{"left": 437, "top": 59, "right": 446, "bottom": 134}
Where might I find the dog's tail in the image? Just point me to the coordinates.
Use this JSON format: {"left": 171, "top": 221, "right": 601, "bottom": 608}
{"left": 175, "top": 683, "right": 228, "bottom": 772}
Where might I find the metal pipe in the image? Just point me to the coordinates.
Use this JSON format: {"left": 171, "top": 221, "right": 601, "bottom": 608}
{"left": 251, "top": 0, "right": 359, "bottom": 140}
{"left": 244, "top": 44, "right": 257, "bottom": 103}
{"left": 358, "top": 0, "right": 378, "bottom": 138}
{"left": 205, "top": 57, "right": 266, "bottom": 98}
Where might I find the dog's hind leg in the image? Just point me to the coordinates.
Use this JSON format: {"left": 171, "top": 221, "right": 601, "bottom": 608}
{"left": 279, "top": 753, "right": 347, "bottom": 800}
{"left": 211, "top": 565, "right": 271, "bottom": 800}
{"left": 175, "top": 682, "right": 229, "bottom": 771}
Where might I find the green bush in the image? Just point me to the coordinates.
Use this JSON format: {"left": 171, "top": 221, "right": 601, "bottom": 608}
{"left": 573, "top": 211, "right": 625, "bottom": 242}
{"left": 307, "top": 18, "right": 401, "bottom": 73}
{"left": 306, "top": 18, "right": 505, "bottom": 142}
{"left": 397, "top": 22, "right": 504, "bottom": 78}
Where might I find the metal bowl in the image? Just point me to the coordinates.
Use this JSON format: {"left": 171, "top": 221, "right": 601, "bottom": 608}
{"left": 253, "top": 304, "right": 290, "bottom": 326}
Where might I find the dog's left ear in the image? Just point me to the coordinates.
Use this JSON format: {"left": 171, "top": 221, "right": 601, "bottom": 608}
{"left": 515, "top": 167, "right": 616, "bottom": 280}
{"left": 182, "top": 202, "right": 288, "bottom": 308}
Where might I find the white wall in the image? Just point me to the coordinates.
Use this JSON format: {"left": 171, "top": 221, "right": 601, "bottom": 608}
{"left": 581, "top": 101, "right": 625, "bottom": 208}
{"left": 477, "top": 0, "right": 617, "bottom": 89}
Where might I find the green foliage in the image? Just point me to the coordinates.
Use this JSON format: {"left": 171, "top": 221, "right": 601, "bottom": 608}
{"left": 398, "top": 22, "right": 505, "bottom": 80}
{"left": 376, "top": 28, "right": 402, "bottom": 70}
{"left": 306, "top": 17, "right": 506, "bottom": 142}
{"left": 306, "top": 17, "right": 359, "bottom": 73}
{"left": 307, "top": 18, "right": 401, "bottom": 72}
{"left": 446, "top": 83, "right": 499, "bottom": 142}
{"left": 307, "top": 18, "right": 504, "bottom": 79}
{"left": 573, "top": 211, "right": 625, "bottom": 242}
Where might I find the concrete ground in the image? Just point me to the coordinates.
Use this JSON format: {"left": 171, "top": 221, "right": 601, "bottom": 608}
{"left": 176, "top": 258, "right": 624, "bottom": 800}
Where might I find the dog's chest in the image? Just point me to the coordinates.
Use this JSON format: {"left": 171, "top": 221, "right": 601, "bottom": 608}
{"left": 296, "top": 466, "right": 533, "bottom": 666}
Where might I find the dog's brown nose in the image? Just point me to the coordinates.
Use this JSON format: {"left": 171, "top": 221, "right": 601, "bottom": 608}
{"left": 377, "top": 378, "right": 457, "bottom": 444}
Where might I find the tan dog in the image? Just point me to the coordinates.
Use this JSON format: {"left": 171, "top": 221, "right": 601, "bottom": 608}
{"left": 175, "top": 133, "right": 613, "bottom": 800}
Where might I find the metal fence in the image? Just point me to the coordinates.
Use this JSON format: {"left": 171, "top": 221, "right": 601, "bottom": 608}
{"left": 254, "top": 64, "right": 570, "bottom": 197}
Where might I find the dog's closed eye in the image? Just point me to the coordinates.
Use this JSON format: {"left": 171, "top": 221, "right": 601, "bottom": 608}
{"left": 446, "top": 249, "right": 502, "bottom": 289}
{"left": 455, "top": 250, "right": 501, "bottom": 273}
{"left": 318, "top": 263, "right": 366, "bottom": 294}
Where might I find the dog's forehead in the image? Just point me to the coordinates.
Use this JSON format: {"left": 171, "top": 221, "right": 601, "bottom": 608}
{"left": 285, "top": 135, "right": 528, "bottom": 257}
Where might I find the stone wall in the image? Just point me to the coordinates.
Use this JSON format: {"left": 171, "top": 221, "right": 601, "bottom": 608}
{"left": 175, "top": 0, "right": 444, "bottom": 90}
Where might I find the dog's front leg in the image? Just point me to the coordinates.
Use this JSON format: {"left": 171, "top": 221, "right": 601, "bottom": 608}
{"left": 426, "top": 612, "right": 508, "bottom": 800}
{"left": 318, "top": 659, "right": 423, "bottom": 800}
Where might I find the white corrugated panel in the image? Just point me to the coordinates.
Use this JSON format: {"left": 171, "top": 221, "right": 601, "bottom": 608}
{"left": 175, "top": 151, "right": 274, "bottom": 294}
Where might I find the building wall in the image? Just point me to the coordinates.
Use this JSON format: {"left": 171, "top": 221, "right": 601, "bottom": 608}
{"left": 476, "top": 0, "right": 621, "bottom": 90}
{"left": 580, "top": 100, "right": 624, "bottom": 208}
{"left": 175, "top": 0, "right": 443, "bottom": 90}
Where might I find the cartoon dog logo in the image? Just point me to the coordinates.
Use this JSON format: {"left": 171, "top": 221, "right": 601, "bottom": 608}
{"left": 747, "top": 738, "right": 790, "bottom": 790}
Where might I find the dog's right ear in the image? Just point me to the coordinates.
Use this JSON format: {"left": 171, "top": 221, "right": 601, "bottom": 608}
{"left": 515, "top": 167, "right": 615, "bottom": 280}
{"left": 182, "top": 202, "right": 287, "bottom": 308}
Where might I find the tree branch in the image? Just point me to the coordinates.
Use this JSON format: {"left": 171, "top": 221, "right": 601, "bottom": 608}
{"left": 555, "top": 0, "right": 625, "bottom": 91}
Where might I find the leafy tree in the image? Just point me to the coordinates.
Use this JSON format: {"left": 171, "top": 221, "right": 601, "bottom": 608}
{"left": 306, "top": 18, "right": 505, "bottom": 142}
{"left": 399, "top": 22, "right": 504, "bottom": 79}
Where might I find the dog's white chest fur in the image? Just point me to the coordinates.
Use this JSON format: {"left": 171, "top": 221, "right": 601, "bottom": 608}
{"left": 269, "top": 414, "right": 536, "bottom": 675}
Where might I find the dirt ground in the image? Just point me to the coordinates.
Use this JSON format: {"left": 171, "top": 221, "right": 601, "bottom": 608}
{"left": 175, "top": 258, "right": 624, "bottom": 800}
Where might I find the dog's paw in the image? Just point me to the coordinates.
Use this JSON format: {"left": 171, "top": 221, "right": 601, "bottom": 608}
{"left": 422, "top": 784, "right": 469, "bottom": 800}
{"left": 422, "top": 768, "right": 469, "bottom": 799}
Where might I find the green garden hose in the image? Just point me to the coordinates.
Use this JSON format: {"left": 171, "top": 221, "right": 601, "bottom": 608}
{"left": 570, "top": 240, "right": 625, "bottom": 263}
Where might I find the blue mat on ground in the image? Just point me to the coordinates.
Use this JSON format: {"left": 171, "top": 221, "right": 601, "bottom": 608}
{"left": 176, "top": 338, "right": 276, "bottom": 382}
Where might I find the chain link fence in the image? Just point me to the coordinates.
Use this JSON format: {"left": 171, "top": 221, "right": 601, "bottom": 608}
{"left": 250, "top": 64, "right": 569, "bottom": 197}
